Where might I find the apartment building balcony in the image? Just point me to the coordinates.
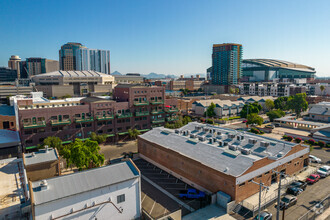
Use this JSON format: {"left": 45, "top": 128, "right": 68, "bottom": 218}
{"left": 151, "top": 110, "right": 165, "bottom": 115}
{"left": 96, "top": 115, "right": 114, "bottom": 121}
{"left": 51, "top": 119, "right": 71, "bottom": 126}
{"left": 75, "top": 117, "right": 94, "bottom": 123}
{"left": 23, "top": 121, "right": 46, "bottom": 129}
{"left": 133, "top": 101, "right": 149, "bottom": 106}
{"left": 135, "top": 111, "right": 149, "bottom": 116}
{"left": 166, "top": 116, "right": 179, "bottom": 122}
{"left": 152, "top": 118, "right": 165, "bottom": 124}
{"left": 150, "top": 100, "right": 164, "bottom": 105}
{"left": 116, "top": 113, "right": 133, "bottom": 118}
{"left": 165, "top": 108, "right": 179, "bottom": 113}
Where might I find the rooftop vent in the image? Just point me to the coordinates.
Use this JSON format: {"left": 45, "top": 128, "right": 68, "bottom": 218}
{"left": 175, "top": 129, "right": 180, "bottom": 134}
{"left": 190, "top": 134, "right": 197, "bottom": 139}
{"left": 199, "top": 136, "right": 206, "bottom": 141}
{"left": 237, "top": 135, "right": 244, "bottom": 141}
{"left": 229, "top": 134, "right": 236, "bottom": 139}
{"left": 209, "top": 138, "right": 214, "bottom": 144}
{"left": 224, "top": 167, "right": 229, "bottom": 172}
{"left": 223, "top": 141, "right": 229, "bottom": 146}
{"left": 31, "top": 152, "right": 36, "bottom": 157}
{"left": 241, "top": 148, "right": 251, "bottom": 155}
{"left": 229, "top": 145, "right": 238, "bottom": 151}
{"left": 249, "top": 138, "right": 257, "bottom": 144}
{"left": 217, "top": 131, "right": 222, "bottom": 135}
{"left": 260, "top": 141, "right": 270, "bottom": 148}
{"left": 40, "top": 180, "right": 48, "bottom": 191}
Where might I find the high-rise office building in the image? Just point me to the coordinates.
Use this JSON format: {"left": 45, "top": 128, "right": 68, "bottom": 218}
{"left": 25, "top": 58, "right": 59, "bottom": 76}
{"left": 211, "top": 43, "right": 243, "bottom": 86}
{"left": 59, "top": 42, "right": 110, "bottom": 74}
{"left": 8, "top": 55, "right": 21, "bottom": 79}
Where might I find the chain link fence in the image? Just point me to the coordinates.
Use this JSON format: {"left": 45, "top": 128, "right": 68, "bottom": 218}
{"left": 298, "top": 194, "right": 330, "bottom": 220}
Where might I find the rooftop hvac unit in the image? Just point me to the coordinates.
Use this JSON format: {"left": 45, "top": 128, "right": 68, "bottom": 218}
{"left": 190, "top": 134, "right": 196, "bottom": 138}
{"left": 217, "top": 131, "right": 222, "bottom": 135}
{"left": 249, "top": 138, "right": 257, "bottom": 144}
{"left": 199, "top": 136, "right": 206, "bottom": 141}
{"left": 209, "top": 138, "right": 214, "bottom": 144}
{"left": 223, "top": 141, "right": 229, "bottom": 146}
{"left": 175, "top": 129, "right": 180, "bottom": 134}
{"left": 218, "top": 141, "right": 223, "bottom": 147}
{"left": 187, "top": 130, "right": 191, "bottom": 135}
{"left": 229, "top": 145, "right": 238, "bottom": 151}
{"left": 195, "top": 126, "right": 200, "bottom": 130}
{"left": 229, "top": 134, "right": 235, "bottom": 139}
{"left": 260, "top": 141, "right": 270, "bottom": 147}
{"left": 241, "top": 148, "right": 251, "bottom": 155}
{"left": 237, "top": 135, "right": 244, "bottom": 141}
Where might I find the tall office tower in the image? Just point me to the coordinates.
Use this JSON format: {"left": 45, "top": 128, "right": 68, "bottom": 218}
{"left": 8, "top": 55, "right": 21, "bottom": 79}
{"left": 211, "top": 43, "right": 243, "bottom": 86}
{"left": 25, "top": 58, "right": 59, "bottom": 76}
{"left": 59, "top": 42, "right": 85, "bottom": 71}
{"left": 59, "top": 42, "right": 110, "bottom": 74}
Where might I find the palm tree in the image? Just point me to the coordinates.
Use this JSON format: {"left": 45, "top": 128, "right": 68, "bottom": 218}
{"left": 320, "top": 85, "right": 325, "bottom": 96}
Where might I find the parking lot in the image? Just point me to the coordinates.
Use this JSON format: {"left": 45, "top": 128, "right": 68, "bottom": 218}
{"left": 265, "top": 173, "right": 330, "bottom": 220}
{"left": 134, "top": 159, "right": 210, "bottom": 217}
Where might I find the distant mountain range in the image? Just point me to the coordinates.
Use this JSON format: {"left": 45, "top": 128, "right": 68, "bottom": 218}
{"left": 111, "top": 71, "right": 205, "bottom": 79}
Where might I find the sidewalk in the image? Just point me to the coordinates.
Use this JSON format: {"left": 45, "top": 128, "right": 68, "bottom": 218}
{"left": 316, "top": 206, "right": 330, "bottom": 220}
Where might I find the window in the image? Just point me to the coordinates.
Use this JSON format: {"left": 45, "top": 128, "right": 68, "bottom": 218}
{"left": 25, "top": 130, "right": 32, "bottom": 135}
{"left": 117, "top": 194, "right": 125, "bottom": 204}
{"left": 107, "top": 129, "right": 113, "bottom": 132}
{"left": 265, "top": 171, "right": 270, "bottom": 175}
{"left": 257, "top": 175, "right": 262, "bottom": 178}
{"left": 239, "top": 182, "right": 245, "bottom": 187}
{"left": 98, "top": 130, "right": 103, "bottom": 134}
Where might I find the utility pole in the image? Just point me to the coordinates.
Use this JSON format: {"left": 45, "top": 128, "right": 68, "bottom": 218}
{"left": 251, "top": 180, "right": 269, "bottom": 219}
{"left": 273, "top": 170, "right": 287, "bottom": 220}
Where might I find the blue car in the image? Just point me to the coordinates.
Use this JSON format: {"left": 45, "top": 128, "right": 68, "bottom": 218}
{"left": 179, "top": 189, "right": 205, "bottom": 199}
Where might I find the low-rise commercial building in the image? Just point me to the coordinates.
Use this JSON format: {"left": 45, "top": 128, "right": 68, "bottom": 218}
{"left": 192, "top": 99, "right": 244, "bottom": 118}
{"left": 114, "top": 74, "right": 145, "bottom": 84}
{"left": 310, "top": 125, "right": 330, "bottom": 143}
{"left": 23, "top": 147, "right": 61, "bottom": 181}
{"left": 274, "top": 116, "right": 325, "bottom": 130}
{"left": 32, "top": 70, "right": 116, "bottom": 97}
{"left": 0, "top": 105, "right": 17, "bottom": 130}
{"left": 306, "top": 102, "right": 330, "bottom": 122}
{"left": 30, "top": 160, "right": 141, "bottom": 220}
{"left": 138, "top": 122, "right": 310, "bottom": 202}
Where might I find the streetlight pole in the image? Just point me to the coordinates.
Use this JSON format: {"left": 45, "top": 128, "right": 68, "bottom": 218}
{"left": 251, "top": 180, "right": 269, "bottom": 219}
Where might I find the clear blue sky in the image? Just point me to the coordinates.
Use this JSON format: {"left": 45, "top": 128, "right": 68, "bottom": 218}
{"left": 0, "top": 0, "right": 329, "bottom": 76}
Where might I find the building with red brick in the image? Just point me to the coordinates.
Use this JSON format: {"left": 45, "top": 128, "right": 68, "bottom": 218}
{"left": 14, "top": 85, "right": 178, "bottom": 150}
{"left": 0, "top": 105, "right": 17, "bottom": 130}
{"left": 138, "top": 122, "right": 310, "bottom": 203}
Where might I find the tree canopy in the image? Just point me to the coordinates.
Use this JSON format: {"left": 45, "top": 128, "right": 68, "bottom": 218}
{"left": 62, "top": 139, "right": 105, "bottom": 171}
{"left": 247, "top": 113, "right": 264, "bottom": 126}
{"left": 274, "top": 96, "right": 290, "bottom": 110}
{"left": 287, "top": 93, "right": 308, "bottom": 117}
{"left": 240, "top": 102, "right": 262, "bottom": 118}
{"left": 265, "top": 99, "right": 275, "bottom": 112}
{"left": 206, "top": 102, "right": 216, "bottom": 117}
{"left": 89, "top": 132, "right": 107, "bottom": 144}
{"left": 43, "top": 136, "right": 63, "bottom": 154}
{"left": 267, "top": 109, "right": 285, "bottom": 122}
{"left": 128, "top": 129, "right": 141, "bottom": 140}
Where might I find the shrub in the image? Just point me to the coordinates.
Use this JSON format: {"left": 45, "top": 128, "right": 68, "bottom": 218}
{"left": 308, "top": 139, "right": 315, "bottom": 145}
{"left": 250, "top": 127, "right": 260, "bottom": 134}
{"left": 259, "top": 130, "right": 265, "bottom": 135}
{"left": 286, "top": 136, "right": 293, "bottom": 141}
{"left": 295, "top": 137, "right": 302, "bottom": 143}
{"left": 318, "top": 141, "right": 326, "bottom": 148}
{"left": 229, "top": 116, "right": 241, "bottom": 120}
{"left": 326, "top": 143, "right": 330, "bottom": 148}
{"left": 206, "top": 119, "right": 214, "bottom": 124}
{"left": 283, "top": 135, "right": 288, "bottom": 139}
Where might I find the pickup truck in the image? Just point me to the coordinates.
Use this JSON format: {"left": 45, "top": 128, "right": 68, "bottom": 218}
{"left": 179, "top": 189, "right": 205, "bottom": 199}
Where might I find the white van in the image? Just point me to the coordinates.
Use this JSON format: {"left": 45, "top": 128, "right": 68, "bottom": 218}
{"left": 317, "top": 165, "right": 330, "bottom": 178}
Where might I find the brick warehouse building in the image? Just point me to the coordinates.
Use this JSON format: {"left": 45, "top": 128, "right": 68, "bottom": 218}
{"left": 138, "top": 122, "right": 309, "bottom": 202}
{"left": 15, "top": 85, "right": 178, "bottom": 150}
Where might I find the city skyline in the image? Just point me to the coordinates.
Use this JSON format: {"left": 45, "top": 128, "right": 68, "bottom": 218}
{"left": 0, "top": 0, "right": 330, "bottom": 77}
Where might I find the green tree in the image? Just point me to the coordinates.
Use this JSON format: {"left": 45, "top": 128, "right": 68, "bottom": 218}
{"left": 247, "top": 113, "right": 264, "bottom": 126}
{"left": 182, "top": 116, "right": 192, "bottom": 125}
{"left": 229, "top": 88, "right": 235, "bottom": 94}
{"left": 267, "top": 109, "right": 285, "bottom": 122}
{"left": 43, "top": 136, "right": 63, "bottom": 154}
{"left": 61, "top": 94, "right": 72, "bottom": 99}
{"left": 265, "top": 99, "right": 275, "bottom": 112}
{"left": 128, "top": 129, "right": 141, "bottom": 140}
{"left": 287, "top": 93, "right": 308, "bottom": 117}
{"left": 320, "top": 85, "right": 325, "bottom": 96}
{"left": 62, "top": 139, "right": 105, "bottom": 171}
{"left": 206, "top": 102, "right": 216, "bottom": 117}
{"left": 89, "top": 132, "right": 107, "bottom": 144}
{"left": 274, "top": 97, "right": 290, "bottom": 110}
{"left": 240, "top": 102, "right": 262, "bottom": 118}
{"left": 235, "top": 88, "right": 240, "bottom": 95}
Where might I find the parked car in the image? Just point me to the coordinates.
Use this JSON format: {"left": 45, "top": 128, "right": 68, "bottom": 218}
{"left": 309, "top": 155, "right": 322, "bottom": 163}
{"left": 286, "top": 187, "right": 303, "bottom": 196}
{"left": 273, "top": 123, "right": 281, "bottom": 127}
{"left": 317, "top": 165, "right": 330, "bottom": 178}
{"left": 253, "top": 211, "right": 272, "bottom": 220}
{"left": 275, "top": 195, "right": 297, "bottom": 210}
{"left": 289, "top": 180, "right": 307, "bottom": 191}
{"left": 263, "top": 120, "right": 270, "bottom": 124}
{"left": 179, "top": 189, "right": 205, "bottom": 199}
{"left": 306, "top": 174, "right": 320, "bottom": 184}
{"left": 242, "top": 120, "right": 247, "bottom": 123}
{"left": 265, "top": 124, "right": 275, "bottom": 129}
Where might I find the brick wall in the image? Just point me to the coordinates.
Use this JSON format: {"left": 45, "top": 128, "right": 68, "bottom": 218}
{"left": 25, "top": 160, "right": 60, "bottom": 182}
{"left": 0, "top": 115, "right": 16, "bottom": 130}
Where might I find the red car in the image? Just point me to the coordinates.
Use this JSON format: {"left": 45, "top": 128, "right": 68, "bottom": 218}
{"left": 242, "top": 120, "right": 248, "bottom": 123}
{"left": 306, "top": 174, "right": 320, "bottom": 184}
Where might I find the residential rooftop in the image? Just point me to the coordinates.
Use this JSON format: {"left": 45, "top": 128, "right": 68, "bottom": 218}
{"left": 0, "top": 130, "right": 20, "bottom": 148}
{"left": 31, "top": 160, "right": 140, "bottom": 205}
{"left": 24, "top": 148, "right": 58, "bottom": 166}
{"left": 140, "top": 122, "right": 302, "bottom": 178}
